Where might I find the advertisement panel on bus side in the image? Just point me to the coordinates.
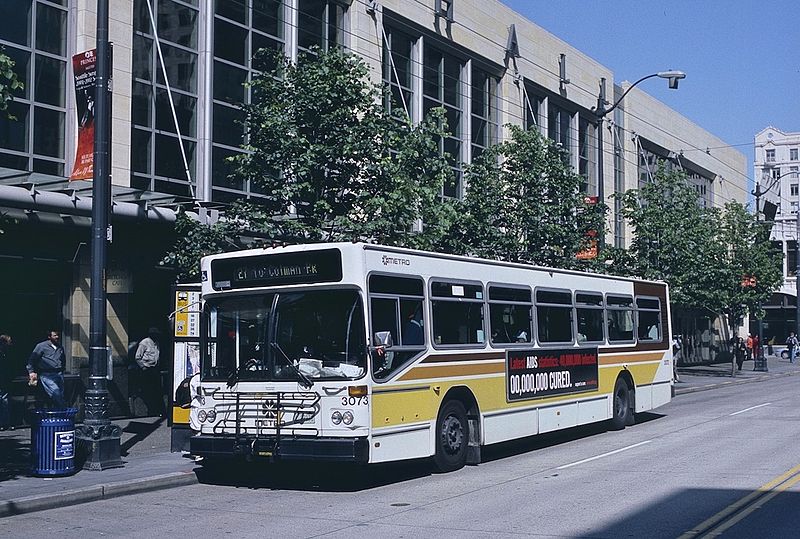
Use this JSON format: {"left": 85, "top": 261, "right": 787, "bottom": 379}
{"left": 506, "top": 348, "right": 599, "bottom": 401}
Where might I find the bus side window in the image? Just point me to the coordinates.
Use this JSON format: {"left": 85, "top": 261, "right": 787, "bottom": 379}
{"left": 636, "top": 297, "right": 662, "bottom": 342}
{"left": 488, "top": 285, "right": 532, "bottom": 345}
{"left": 607, "top": 295, "right": 634, "bottom": 343}
{"left": 535, "top": 289, "right": 573, "bottom": 344}
{"left": 368, "top": 274, "right": 426, "bottom": 380}
{"left": 431, "top": 281, "right": 485, "bottom": 346}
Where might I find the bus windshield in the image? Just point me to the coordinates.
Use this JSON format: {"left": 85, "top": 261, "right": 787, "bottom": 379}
{"left": 203, "top": 289, "right": 367, "bottom": 382}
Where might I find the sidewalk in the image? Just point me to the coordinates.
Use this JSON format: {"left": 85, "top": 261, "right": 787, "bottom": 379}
{"left": 2, "top": 358, "right": 799, "bottom": 518}
{"left": 674, "top": 354, "right": 800, "bottom": 395}
{"left": 0, "top": 417, "right": 198, "bottom": 518}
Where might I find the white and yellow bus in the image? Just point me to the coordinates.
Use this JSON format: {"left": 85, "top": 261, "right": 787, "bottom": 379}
{"left": 190, "top": 242, "right": 672, "bottom": 471}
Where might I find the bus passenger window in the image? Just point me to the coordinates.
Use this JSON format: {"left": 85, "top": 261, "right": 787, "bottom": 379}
{"left": 489, "top": 286, "right": 532, "bottom": 345}
{"left": 607, "top": 295, "right": 634, "bottom": 343}
{"left": 636, "top": 297, "right": 662, "bottom": 342}
{"left": 431, "top": 281, "right": 485, "bottom": 346}
{"left": 368, "top": 274, "right": 426, "bottom": 380}
{"left": 575, "top": 292, "right": 604, "bottom": 343}
{"left": 535, "top": 289, "right": 573, "bottom": 344}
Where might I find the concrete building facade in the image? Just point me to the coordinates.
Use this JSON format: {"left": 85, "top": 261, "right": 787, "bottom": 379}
{"left": 0, "top": 0, "right": 747, "bottom": 420}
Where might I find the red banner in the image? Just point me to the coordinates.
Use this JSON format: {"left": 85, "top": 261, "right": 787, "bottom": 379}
{"left": 69, "top": 49, "right": 96, "bottom": 181}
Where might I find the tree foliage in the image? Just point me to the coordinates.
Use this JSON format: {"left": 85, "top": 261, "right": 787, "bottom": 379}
{"left": 616, "top": 164, "right": 783, "bottom": 328}
{"left": 164, "top": 47, "right": 456, "bottom": 279}
{"left": 0, "top": 50, "right": 23, "bottom": 117}
{"left": 231, "top": 47, "right": 455, "bottom": 246}
{"left": 449, "top": 125, "right": 606, "bottom": 269}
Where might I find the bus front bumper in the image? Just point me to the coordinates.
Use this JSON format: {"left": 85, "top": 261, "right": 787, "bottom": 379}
{"left": 190, "top": 434, "right": 369, "bottom": 463}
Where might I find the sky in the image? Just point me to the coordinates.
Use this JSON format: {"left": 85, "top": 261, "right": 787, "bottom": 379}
{"left": 500, "top": 0, "right": 800, "bottom": 190}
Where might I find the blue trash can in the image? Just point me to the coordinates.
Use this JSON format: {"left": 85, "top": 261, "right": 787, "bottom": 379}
{"left": 30, "top": 408, "right": 78, "bottom": 476}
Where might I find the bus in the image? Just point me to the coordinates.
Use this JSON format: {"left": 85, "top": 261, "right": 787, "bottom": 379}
{"left": 189, "top": 242, "right": 673, "bottom": 471}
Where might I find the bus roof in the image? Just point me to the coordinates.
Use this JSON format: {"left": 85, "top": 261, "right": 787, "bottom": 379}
{"left": 201, "top": 242, "right": 667, "bottom": 288}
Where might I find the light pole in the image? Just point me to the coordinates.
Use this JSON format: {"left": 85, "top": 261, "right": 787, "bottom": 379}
{"left": 594, "top": 71, "right": 686, "bottom": 247}
{"left": 752, "top": 170, "right": 799, "bottom": 371}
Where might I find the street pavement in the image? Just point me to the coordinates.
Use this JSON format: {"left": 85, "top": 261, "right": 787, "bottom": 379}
{"left": 1, "top": 355, "right": 798, "bottom": 518}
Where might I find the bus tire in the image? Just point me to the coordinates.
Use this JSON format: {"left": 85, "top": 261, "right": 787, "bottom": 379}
{"left": 433, "top": 400, "right": 468, "bottom": 472}
{"left": 609, "top": 377, "right": 631, "bottom": 431}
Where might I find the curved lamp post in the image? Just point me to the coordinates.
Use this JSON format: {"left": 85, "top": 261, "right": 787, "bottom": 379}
{"left": 752, "top": 169, "right": 799, "bottom": 371}
{"left": 594, "top": 71, "right": 686, "bottom": 247}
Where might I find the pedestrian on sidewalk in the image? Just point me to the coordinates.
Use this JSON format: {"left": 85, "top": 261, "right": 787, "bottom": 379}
{"left": 26, "top": 330, "right": 66, "bottom": 409}
{"left": 133, "top": 327, "right": 164, "bottom": 417}
{"left": 768, "top": 336, "right": 775, "bottom": 356}
{"left": 745, "top": 334, "right": 754, "bottom": 362}
{"left": 787, "top": 332, "right": 799, "bottom": 364}
{"left": 0, "top": 334, "right": 14, "bottom": 430}
{"left": 672, "top": 334, "right": 682, "bottom": 382}
{"left": 733, "top": 336, "right": 746, "bottom": 371}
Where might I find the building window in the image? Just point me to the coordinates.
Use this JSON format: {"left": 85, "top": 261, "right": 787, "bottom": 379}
{"left": 382, "top": 25, "right": 415, "bottom": 121}
{"left": 578, "top": 116, "right": 596, "bottom": 194}
{"left": 470, "top": 66, "right": 498, "bottom": 161}
{"left": 771, "top": 167, "right": 781, "bottom": 180}
{"left": 131, "top": 0, "right": 199, "bottom": 195}
{"left": 791, "top": 148, "right": 798, "bottom": 161}
{"left": 791, "top": 184, "right": 798, "bottom": 197}
{"left": 0, "top": 0, "right": 68, "bottom": 175}
{"left": 766, "top": 148, "right": 776, "bottom": 162}
{"left": 547, "top": 100, "right": 571, "bottom": 153}
{"left": 210, "top": 0, "right": 286, "bottom": 202}
{"left": 522, "top": 80, "right": 543, "bottom": 130}
{"left": 423, "top": 45, "right": 464, "bottom": 198}
{"left": 297, "top": 0, "right": 345, "bottom": 55}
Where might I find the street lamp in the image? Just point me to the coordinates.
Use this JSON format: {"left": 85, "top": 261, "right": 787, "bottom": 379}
{"left": 594, "top": 71, "right": 686, "bottom": 247}
{"left": 752, "top": 169, "right": 799, "bottom": 371}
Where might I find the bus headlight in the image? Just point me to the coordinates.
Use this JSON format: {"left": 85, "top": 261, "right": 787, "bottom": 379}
{"left": 342, "top": 411, "right": 354, "bottom": 425}
{"left": 206, "top": 409, "right": 217, "bottom": 422}
{"left": 198, "top": 409, "right": 207, "bottom": 422}
{"left": 331, "top": 411, "right": 342, "bottom": 425}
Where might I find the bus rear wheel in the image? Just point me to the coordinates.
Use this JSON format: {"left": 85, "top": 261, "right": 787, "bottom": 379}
{"left": 609, "top": 378, "right": 632, "bottom": 430}
{"left": 434, "top": 400, "right": 468, "bottom": 472}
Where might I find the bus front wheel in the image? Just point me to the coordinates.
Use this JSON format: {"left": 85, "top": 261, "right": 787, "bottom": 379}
{"left": 610, "top": 378, "right": 632, "bottom": 430}
{"left": 434, "top": 400, "right": 468, "bottom": 472}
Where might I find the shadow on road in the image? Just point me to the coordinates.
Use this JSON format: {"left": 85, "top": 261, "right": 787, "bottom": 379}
{"left": 195, "top": 413, "right": 666, "bottom": 492}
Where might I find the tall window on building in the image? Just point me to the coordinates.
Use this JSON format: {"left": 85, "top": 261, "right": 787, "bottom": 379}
{"left": 382, "top": 25, "right": 415, "bottom": 121}
{"left": 470, "top": 66, "right": 498, "bottom": 161}
{"left": 297, "top": 0, "right": 345, "bottom": 55}
{"left": 0, "top": 0, "right": 68, "bottom": 176}
{"left": 788, "top": 241, "right": 797, "bottom": 277}
{"left": 791, "top": 148, "right": 798, "bottom": 161}
{"left": 578, "top": 116, "right": 596, "bottom": 194}
{"left": 522, "top": 80, "right": 543, "bottom": 131}
{"left": 131, "top": 0, "right": 199, "bottom": 195}
{"left": 423, "top": 45, "right": 464, "bottom": 198}
{"left": 210, "top": 0, "right": 284, "bottom": 203}
{"left": 766, "top": 148, "right": 776, "bottom": 162}
{"left": 547, "top": 101, "right": 571, "bottom": 152}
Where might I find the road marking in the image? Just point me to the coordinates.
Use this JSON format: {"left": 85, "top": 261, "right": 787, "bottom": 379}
{"left": 556, "top": 440, "right": 652, "bottom": 470}
{"left": 678, "top": 462, "right": 800, "bottom": 539}
{"left": 729, "top": 402, "right": 771, "bottom": 416}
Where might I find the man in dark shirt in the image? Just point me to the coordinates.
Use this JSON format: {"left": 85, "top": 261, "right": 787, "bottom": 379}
{"left": 27, "top": 330, "right": 66, "bottom": 409}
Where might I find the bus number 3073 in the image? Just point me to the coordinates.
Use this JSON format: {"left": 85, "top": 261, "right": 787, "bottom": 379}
{"left": 342, "top": 396, "right": 368, "bottom": 406}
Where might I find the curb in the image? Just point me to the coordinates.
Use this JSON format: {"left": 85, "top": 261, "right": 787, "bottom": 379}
{"left": 674, "top": 369, "right": 800, "bottom": 396}
{"left": 0, "top": 470, "right": 198, "bottom": 518}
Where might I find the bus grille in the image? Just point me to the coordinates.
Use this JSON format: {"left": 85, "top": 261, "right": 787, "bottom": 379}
{"left": 209, "top": 391, "right": 321, "bottom": 437}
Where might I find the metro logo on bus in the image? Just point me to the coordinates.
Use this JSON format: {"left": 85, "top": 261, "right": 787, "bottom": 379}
{"left": 507, "top": 348, "right": 599, "bottom": 401}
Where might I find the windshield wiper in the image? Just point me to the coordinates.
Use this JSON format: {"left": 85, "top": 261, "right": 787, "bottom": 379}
{"left": 270, "top": 342, "right": 314, "bottom": 389}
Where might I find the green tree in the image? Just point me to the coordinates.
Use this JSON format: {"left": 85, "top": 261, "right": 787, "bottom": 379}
{"left": 714, "top": 201, "right": 783, "bottom": 335}
{"left": 231, "top": 47, "right": 455, "bottom": 246}
{"left": 0, "top": 50, "right": 23, "bottom": 117}
{"left": 450, "top": 125, "right": 606, "bottom": 268}
{"left": 164, "top": 47, "right": 456, "bottom": 279}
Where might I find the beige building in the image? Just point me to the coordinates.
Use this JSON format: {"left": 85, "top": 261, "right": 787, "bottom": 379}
{"left": 0, "top": 0, "right": 747, "bottom": 418}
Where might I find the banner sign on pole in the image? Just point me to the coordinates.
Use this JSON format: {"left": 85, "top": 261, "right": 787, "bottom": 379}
{"left": 69, "top": 49, "right": 97, "bottom": 181}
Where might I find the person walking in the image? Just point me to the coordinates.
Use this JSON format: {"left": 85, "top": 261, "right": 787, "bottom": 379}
{"left": 733, "top": 336, "right": 746, "bottom": 371}
{"left": 0, "top": 334, "right": 14, "bottom": 430}
{"left": 787, "top": 332, "right": 799, "bottom": 364}
{"left": 26, "top": 330, "right": 66, "bottom": 409}
{"left": 745, "top": 334, "right": 754, "bottom": 362}
{"left": 134, "top": 327, "right": 164, "bottom": 417}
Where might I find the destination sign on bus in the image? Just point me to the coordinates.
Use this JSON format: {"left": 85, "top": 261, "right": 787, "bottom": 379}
{"left": 211, "top": 249, "right": 342, "bottom": 290}
{"left": 506, "top": 348, "right": 598, "bottom": 401}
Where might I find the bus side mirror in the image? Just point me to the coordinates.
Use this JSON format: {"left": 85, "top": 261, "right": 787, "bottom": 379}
{"left": 373, "top": 331, "right": 394, "bottom": 348}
